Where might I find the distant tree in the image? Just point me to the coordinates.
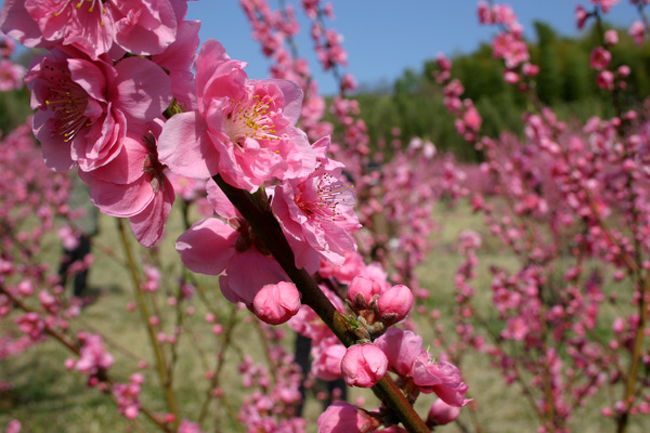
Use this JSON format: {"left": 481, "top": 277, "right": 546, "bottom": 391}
{"left": 353, "top": 21, "right": 650, "bottom": 163}
{"left": 534, "top": 21, "right": 562, "bottom": 104}
{"left": 562, "top": 45, "right": 591, "bottom": 102}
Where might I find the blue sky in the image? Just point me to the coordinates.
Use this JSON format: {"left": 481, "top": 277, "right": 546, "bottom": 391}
{"left": 186, "top": 1, "right": 639, "bottom": 95}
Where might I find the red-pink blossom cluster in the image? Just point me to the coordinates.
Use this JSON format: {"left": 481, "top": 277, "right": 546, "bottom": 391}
{"left": 477, "top": 2, "right": 539, "bottom": 88}
{"left": 112, "top": 373, "right": 144, "bottom": 420}
{"left": 0, "top": 122, "right": 86, "bottom": 380}
{"left": 71, "top": 332, "right": 114, "bottom": 377}
{"left": 237, "top": 327, "right": 307, "bottom": 433}
{"left": 426, "top": 3, "right": 650, "bottom": 431}
{"left": 1, "top": 1, "right": 204, "bottom": 247}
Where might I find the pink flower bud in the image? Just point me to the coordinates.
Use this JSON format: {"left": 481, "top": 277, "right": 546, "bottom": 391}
{"left": 503, "top": 70, "right": 519, "bottom": 84}
{"left": 576, "top": 5, "right": 589, "bottom": 29}
{"left": 629, "top": 21, "right": 645, "bottom": 45}
{"left": 340, "top": 343, "right": 388, "bottom": 388}
{"left": 252, "top": 282, "right": 301, "bottom": 325}
{"left": 317, "top": 402, "right": 379, "bottom": 433}
{"left": 604, "top": 29, "right": 619, "bottom": 46}
{"left": 427, "top": 398, "right": 461, "bottom": 426}
{"left": 522, "top": 63, "right": 540, "bottom": 76}
{"left": 377, "top": 284, "right": 414, "bottom": 325}
{"left": 347, "top": 275, "right": 383, "bottom": 307}
{"left": 596, "top": 70, "right": 615, "bottom": 90}
{"left": 6, "top": 420, "right": 21, "bottom": 433}
{"left": 590, "top": 47, "right": 611, "bottom": 70}
{"left": 617, "top": 65, "right": 631, "bottom": 77}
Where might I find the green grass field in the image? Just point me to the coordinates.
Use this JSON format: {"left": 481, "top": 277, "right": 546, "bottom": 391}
{"left": 1, "top": 200, "right": 647, "bottom": 433}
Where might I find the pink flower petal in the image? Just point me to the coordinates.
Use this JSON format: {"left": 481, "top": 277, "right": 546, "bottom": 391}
{"left": 176, "top": 218, "right": 237, "bottom": 276}
{"left": 33, "top": 110, "right": 74, "bottom": 171}
{"left": 129, "top": 176, "right": 175, "bottom": 247}
{"left": 158, "top": 111, "right": 218, "bottom": 179}
{"left": 80, "top": 171, "right": 154, "bottom": 217}
{"left": 113, "top": 57, "right": 172, "bottom": 130}
{"left": 67, "top": 58, "right": 107, "bottom": 103}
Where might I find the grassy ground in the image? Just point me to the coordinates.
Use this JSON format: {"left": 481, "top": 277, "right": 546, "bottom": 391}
{"left": 0, "top": 199, "right": 647, "bottom": 433}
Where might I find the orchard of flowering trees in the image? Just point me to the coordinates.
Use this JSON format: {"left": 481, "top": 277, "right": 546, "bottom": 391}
{"left": 0, "top": 1, "right": 648, "bottom": 433}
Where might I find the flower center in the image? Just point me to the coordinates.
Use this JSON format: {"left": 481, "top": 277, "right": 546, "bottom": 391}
{"left": 296, "top": 172, "right": 353, "bottom": 220}
{"left": 43, "top": 63, "right": 90, "bottom": 143}
{"left": 223, "top": 94, "right": 279, "bottom": 145}
{"left": 54, "top": 0, "right": 108, "bottom": 26}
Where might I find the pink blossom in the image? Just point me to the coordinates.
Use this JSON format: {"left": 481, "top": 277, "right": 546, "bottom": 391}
{"left": 16, "top": 312, "right": 44, "bottom": 340}
{"left": 575, "top": 5, "right": 589, "bottom": 29}
{"left": 113, "top": 374, "right": 143, "bottom": 420}
{"left": 0, "top": 1, "right": 43, "bottom": 47}
{"left": 271, "top": 138, "right": 360, "bottom": 273}
{"left": 317, "top": 402, "right": 379, "bottom": 433}
{"left": 176, "top": 183, "right": 289, "bottom": 306}
{"left": 522, "top": 63, "right": 540, "bottom": 76}
{"left": 151, "top": 19, "right": 201, "bottom": 109}
{"left": 58, "top": 225, "right": 80, "bottom": 249}
{"left": 23, "top": 0, "right": 116, "bottom": 58}
{"left": 617, "top": 65, "right": 631, "bottom": 77}
{"left": 463, "top": 105, "right": 482, "bottom": 131}
{"left": 410, "top": 355, "right": 470, "bottom": 407}
{"left": 340, "top": 343, "right": 388, "bottom": 388}
{"left": 590, "top": 47, "right": 611, "bottom": 70}
{"left": 590, "top": 0, "right": 620, "bottom": 13}
{"left": 111, "top": 1, "right": 182, "bottom": 56}
{"left": 0, "top": 59, "right": 24, "bottom": 91}
{"left": 75, "top": 334, "right": 114, "bottom": 375}
{"left": 503, "top": 70, "right": 519, "bottom": 84}
{"left": 5, "top": 1, "right": 184, "bottom": 60}
{"left": 79, "top": 121, "right": 175, "bottom": 247}
{"left": 629, "top": 21, "right": 645, "bottom": 45}
{"left": 178, "top": 420, "right": 205, "bottom": 433}
{"left": 427, "top": 399, "right": 461, "bottom": 426}
{"left": 596, "top": 70, "right": 615, "bottom": 90}
{"left": 26, "top": 49, "right": 171, "bottom": 172}
{"left": 0, "top": 36, "right": 16, "bottom": 58}
{"left": 319, "top": 251, "right": 365, "bottom": 284}
{"left": 311, "top": 337, "right": 346, "bottom": 381}
{"left": 6, "top": 420, "right": 21, "bottom": 433}
{"left": 604, "top": 29, "right": 619, "bottom": 46}
{"left": 252, "top": 281, "right": 301, "bottom": 325}
{"left": 158, "top": 39, "right": 316, "bottom": 192}
{"left": 502, "top": 316, "right": 529, "bottom": 341}
{"left": 477, "top": 2, "right": 492, "bottom": 24}
{"left": 492, "top": 32, "right": 528, "bottom": 68}
{"left": 374, "top": 327, "right": 423, "bottom": 376}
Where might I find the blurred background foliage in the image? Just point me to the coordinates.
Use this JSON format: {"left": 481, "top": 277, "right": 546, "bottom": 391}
{"left": 346, "top": 21, "right": 650, "bottom": 162}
